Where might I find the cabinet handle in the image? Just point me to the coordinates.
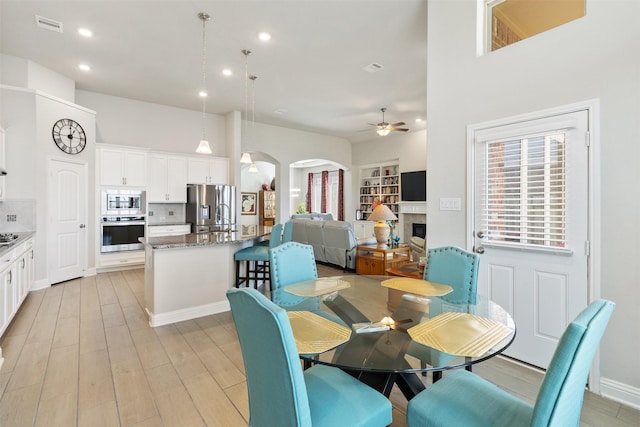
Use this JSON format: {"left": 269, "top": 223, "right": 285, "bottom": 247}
{"left": 8, "top": 271, "right": 11, "bottom": 284}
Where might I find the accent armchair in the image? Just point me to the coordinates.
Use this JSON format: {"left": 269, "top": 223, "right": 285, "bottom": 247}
{"left": 406, "top": 299, "right": 615, "bottom": 427}
{"left": 227, "top": 287, "right": 392, "bottom": 427}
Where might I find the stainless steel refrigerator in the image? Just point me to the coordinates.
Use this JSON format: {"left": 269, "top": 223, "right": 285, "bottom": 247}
{"left": 186, "top": 184, "right": 237, "bottom": 233}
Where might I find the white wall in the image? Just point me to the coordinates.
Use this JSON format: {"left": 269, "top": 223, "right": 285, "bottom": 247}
{"left": 243, "top": 121, "right": 353, "bottom": 221}
{"left": 76, "top": 90, "right": 227, "bottom": 156}
{"left": 0, "top": 87, "right": 96, "bottom": 286}
{"left": 0, "top": 55, "right": 75, "bottom": 102}
{"left": 352, "top": 129, "right": 427, "bottom": 173}
{"left": 426, "top": 0, "right": 640, "bottom": 405}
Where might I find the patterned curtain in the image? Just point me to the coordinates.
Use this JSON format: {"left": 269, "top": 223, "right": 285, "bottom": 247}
{"left": 338, "top": 169, "right": 344, "bottom": 220}
{"left": 321, "top": 171, "right": 328, "bottom": 213}
{"left": 306, "top": 173, "right": 313, "bottom": 213}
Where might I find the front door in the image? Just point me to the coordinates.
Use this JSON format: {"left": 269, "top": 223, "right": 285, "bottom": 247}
{"left": 48, "top": 158, "right": 87, "bottom": 284}
{"left": 470, "top": 109, "right": 590, "bottom": 369}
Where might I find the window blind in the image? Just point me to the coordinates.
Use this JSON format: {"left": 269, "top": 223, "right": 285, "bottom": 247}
{"left": 480, "top": 131, "right": 567, "bottom": 249}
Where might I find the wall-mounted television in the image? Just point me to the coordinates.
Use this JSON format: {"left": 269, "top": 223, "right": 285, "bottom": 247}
{"left": 400, "top": 170, "right": 427, "bottom": 201}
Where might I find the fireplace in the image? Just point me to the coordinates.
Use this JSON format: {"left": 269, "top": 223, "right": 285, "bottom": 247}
{"left": 412, "top": 223, "right": 426, "bottom": 239}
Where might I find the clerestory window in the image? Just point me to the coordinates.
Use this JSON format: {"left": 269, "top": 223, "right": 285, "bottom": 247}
{"left": 485, "top": 0, "right": 585, "bottom": 52}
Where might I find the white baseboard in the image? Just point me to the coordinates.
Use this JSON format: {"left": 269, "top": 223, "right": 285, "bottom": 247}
{"left": 146, "top": 300, "right": 231, "bottom": 327}
{"left": 600, "top": 377, "right": 640, "bottom": 410}
{"left": 31, "top": 278, "right": 50, "bottom": 291}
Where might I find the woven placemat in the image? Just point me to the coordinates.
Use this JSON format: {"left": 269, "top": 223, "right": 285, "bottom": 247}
{"left": 407, "top": 312, "right": 513, "bottom": 357}
{"left": 284, "top": 278, "right": 351, "bottom": 297}
{"left": 287, "top": 311, "right": 351, "bottom": 354}
{"left": 382, "top": 277, "right": 453, "bottom": 297}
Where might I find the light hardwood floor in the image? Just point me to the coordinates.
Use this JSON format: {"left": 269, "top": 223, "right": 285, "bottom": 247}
{"left": 0, "top": 266, "right": 637, "bottom": 426}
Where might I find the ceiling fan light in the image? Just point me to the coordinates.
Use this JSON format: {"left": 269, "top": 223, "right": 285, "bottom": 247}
{"left": 196, "top": 140, "right": 212, "bottom": 154}
{"left": 377, "top": 128, "right": 391, "bottom": 136}
{"left": 240, "top": 152, "right": 253, "bottom": 164}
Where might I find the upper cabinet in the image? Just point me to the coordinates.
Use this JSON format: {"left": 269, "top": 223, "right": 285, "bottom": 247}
{"left": 98, "top": 146, "right": 147, "bottom": 187}
{"left": 0, "top": 128, "right": 5, "bottom": 200}
{"left": 147, "top": 154, "right": 188, "bottom": 203}
{"left": 187, "top": 157, "right": 229, "bottom": 185}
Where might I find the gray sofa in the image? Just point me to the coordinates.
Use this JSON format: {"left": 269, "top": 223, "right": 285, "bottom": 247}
{"left": 290, "top": 218, "right": 375, "bottom": 270}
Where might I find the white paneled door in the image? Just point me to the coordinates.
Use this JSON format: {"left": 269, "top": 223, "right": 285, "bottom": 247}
{"left": 48, "top": 159, "right": 87, "bottom": 285}
{"left": 470, "top": 109, "right": 590, "bottom": 369}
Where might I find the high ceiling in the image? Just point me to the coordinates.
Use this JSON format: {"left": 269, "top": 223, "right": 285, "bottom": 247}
{"left": 0, "top": 1, "right": 428, "bottom": 143}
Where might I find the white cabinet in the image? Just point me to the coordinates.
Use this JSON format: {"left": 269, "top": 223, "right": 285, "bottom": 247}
{"left": 147, "top": 154, "right": 188, "bottom": 203}
{"left": 0, "top": 128, "right": 6, "bottom": 200}
{"left": 187, "top": 157, "right": 229, "bottom": 185}
{"left": 353, "top": 221, "right": 375, "bottom": 239}
{"left": 0, "top": 237, "right": 34, "bottom": 337}
{"left": 98, "top": 147, "right": 147, "bottom": 187}
{"left": 147, "top": 224, "right": 191, "bottom": 237}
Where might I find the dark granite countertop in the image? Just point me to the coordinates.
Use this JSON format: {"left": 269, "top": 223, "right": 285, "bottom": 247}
{"left": 0, "top": 231, "right": 36, "bottom": 258}
{"left": 140, "top": 225, "right": 271, "bottom": 250}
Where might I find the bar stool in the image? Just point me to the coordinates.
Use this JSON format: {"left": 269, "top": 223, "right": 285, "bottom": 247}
{"left": 234, "top": 223, "right": 283, "bottom": 289}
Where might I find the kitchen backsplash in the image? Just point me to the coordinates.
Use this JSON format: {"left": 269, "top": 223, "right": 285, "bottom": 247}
{"left": 147, "top": 203, "right": 186, "bottom": 225}
{"left": 0, "top": 199, "right": 36, "bottom": 232}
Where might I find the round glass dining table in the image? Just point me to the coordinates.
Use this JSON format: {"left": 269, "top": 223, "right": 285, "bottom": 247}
{"left": 284, "top": 274, "right": 516, "bottom": 400}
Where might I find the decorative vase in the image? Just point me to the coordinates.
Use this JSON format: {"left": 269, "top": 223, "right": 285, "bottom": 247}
{"left": 270, "top": 177, "right": 276, "bottom": 190}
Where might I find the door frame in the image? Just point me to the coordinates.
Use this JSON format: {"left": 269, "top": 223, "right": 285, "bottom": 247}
{"left": 465, "top": 99, "right": 602, "bottom": 391}
{"left": 47, "top": 156, "right": 89, "bottom": 285}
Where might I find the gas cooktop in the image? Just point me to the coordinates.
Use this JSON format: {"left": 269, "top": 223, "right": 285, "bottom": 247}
{"left": 0, "top": 233, "right": 19, "bottom": 246}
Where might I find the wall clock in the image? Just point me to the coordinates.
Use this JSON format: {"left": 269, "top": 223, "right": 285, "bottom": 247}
{"left": 52, "top": 118, "right": 86, "bottom": 154}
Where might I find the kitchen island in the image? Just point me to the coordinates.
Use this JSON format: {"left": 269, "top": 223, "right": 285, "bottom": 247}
{"left": 140, "top": 226, "right": 271, "bottom": 327}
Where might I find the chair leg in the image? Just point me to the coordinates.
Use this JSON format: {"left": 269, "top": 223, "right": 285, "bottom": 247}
{"left": 432, "top": 370, "right": 442, "bottom": 383}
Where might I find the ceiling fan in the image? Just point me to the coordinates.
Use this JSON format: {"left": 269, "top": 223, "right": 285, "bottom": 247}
{"left": 369, "top": 107, "right": 409, "bottom": 136}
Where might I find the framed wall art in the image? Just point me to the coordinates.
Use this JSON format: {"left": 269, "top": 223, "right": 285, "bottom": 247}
{"left": 241, "top": 192, "right": 257, "bottom": 215}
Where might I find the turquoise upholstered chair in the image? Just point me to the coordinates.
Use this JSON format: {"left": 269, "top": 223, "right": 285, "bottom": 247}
{"left": 227, "top": 288, "right": 392, "bottom": 427}
{"left": 269, "top": 241, "right": 322, "bottom": 312}
{"left": 234, "top": 223, "right": 283, "bottom": 289}
{"left": 406, "top": 299, "right": 615, "bottom": 427}
{"left": 411, "top": 246, "right": 480, "bottom": 381}
{"left": 423, "top": 246, "right": 480, "bottom": 305}
{"left": 283, "top": 219, "right": 294, "bottom": 243}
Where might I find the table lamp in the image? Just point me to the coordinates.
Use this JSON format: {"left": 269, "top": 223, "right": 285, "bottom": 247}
{"left": 367, "top": 204, "right": 398, "bottom": 249}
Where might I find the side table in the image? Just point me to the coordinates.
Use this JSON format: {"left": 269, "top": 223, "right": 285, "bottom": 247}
{"left": 355, "top": 245, "right": 411, "bottom": 275}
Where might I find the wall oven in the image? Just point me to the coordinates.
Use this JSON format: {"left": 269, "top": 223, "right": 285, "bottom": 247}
{"left": 101, "top": 190, "right": 146, "bottom": 253}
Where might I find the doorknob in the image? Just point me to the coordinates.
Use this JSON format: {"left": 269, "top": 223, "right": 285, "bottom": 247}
{"left": 79, "top": 224, "right": 86, "bottom": 229}
{"left": 474, "top": 246, "right": 485, "bottom": 254}
{"left": 476, "top": 231, "right": 485, "bottom": 239}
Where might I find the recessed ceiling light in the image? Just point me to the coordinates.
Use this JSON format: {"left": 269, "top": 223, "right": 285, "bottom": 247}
{"left": 77, "top": 27, "right": 93, "bottom": 37}
{"left": 258, "top": 31, "right": 271, "bottom": 41}
{"left": 78, "top": 64, "right": 91, "bottom": 71}
{"left": 198, "top": 90, "right": 208, "bottom": 97}
{"left": 222, "top": 68, "right": 233, "bottom": 76}
{"left": 415, "top": 118, "right": 424, "bottom": 123}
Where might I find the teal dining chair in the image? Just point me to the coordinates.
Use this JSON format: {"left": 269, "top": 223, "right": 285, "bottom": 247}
{"left": 423, "top": 246, "right": 480, "bottom": 304}
{"left": 269, "top": 241, "right": 322, "bottom": 311}
{"left": 283, "top": 219, "right": 294, "bottom": 243}
{"left": 410, "top": 246, "right": 480, "bottom": 381}
{"left": 234, "top": 223, "right": 283, "bottom": 289}
{"left": 406, "top": 299, "right": 615, "bottom": 427}
{"left": 227, "top": 288, "right": 392, "bottom": 427}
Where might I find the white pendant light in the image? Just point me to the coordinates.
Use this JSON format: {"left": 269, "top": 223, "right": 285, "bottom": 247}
{"left": 195, "top": 12, "right": 212, "bottom": 154}
{"left": 248, "top": 163, "right": 258, "bottom": 173}
{"left": 240, "top": 152, "right": 253, "bottom": 164}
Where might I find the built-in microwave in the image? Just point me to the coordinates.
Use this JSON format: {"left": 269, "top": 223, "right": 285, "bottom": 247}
{"left": 101, "top": 190, "right": 146, "bottom": 216}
